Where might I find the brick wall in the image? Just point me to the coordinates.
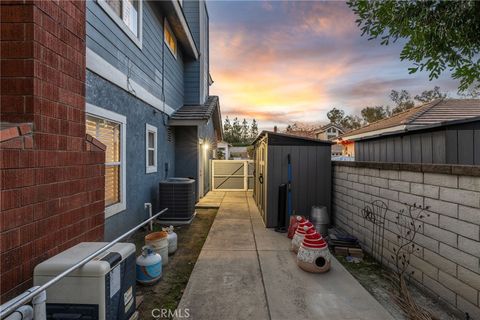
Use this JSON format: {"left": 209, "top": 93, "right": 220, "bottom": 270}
{"left": 332, "top": 161, "right": 480, "bottom": 318}
{"left": 0, "top": 0, "right": 105, "bottom": 302}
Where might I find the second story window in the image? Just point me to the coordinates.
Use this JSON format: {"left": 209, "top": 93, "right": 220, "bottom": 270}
{"left": 164, "top": 20, "right": 177, "bottom": 58}
{"left": 105, "top": 0, "right": 139, "bottom": 36}
{"left": 99, "top": 0, "right": 142, "bottom": 47}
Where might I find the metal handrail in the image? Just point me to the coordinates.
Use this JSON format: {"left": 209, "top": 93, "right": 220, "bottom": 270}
{"left": 0, "top": 208, "right": 168, "bottom": 319}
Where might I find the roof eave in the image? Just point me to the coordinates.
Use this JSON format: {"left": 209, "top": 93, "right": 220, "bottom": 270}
{"left": 157, "top": 1, "right": 199, "bottom": 60}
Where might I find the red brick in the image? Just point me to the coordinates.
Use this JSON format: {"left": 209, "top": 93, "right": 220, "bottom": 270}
{"left": 0, "top": 150, "right": 20, "bottom": 168}
{"left": 23, "top": 135, "right": 33, "bottom": 148}
{"left": 0, "top": 138, "right": 23, "bottom": 149}
{"left": 34, "top": 133, "right": 58, "bottom": 150}
{"left": 0, "top": 5, "right": 33, "bottom": 22}
{"left": 0, "top": 229, "right": 20, "bottom": 251}
{"left": 18, "top": 123, "right": 33, "bottom": 135}
{"left": 18, "top": 150, "right": 35, "bottom": 167}
{"left": 0, "top": 41, "right": 34, "bottom": 59}
{"left": 1, "top": 205, "right": 34, "bottom": 232}
{"left": 0, "top": 96, "right": 25, "bottom": 114}
{"left": 1, "top": 168, "right": 35, "bottom": 188}
{"left": 0, "top": 126, "right": 20, "bottom": 142}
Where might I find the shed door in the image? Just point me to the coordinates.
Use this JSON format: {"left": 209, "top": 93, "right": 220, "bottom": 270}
{"left": 256, "top": 141, "right": 267, "bottom": 220}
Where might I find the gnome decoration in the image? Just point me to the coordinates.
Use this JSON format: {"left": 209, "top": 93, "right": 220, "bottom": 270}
{"left": 297, "top": 226, "right": 331, "bottom": 273}
{"left": 291, "top": 217, "right": 314, "bottom": 253}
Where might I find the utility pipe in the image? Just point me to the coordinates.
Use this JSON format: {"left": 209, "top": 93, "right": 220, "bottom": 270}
{"left": 144, "top": 203, "right": 153, "bottom": 231}
{"left": 0, "top": 208, "right": 168, "bottom": 319}
{"left": 4, "top": 305, "right": 33, "bottom": 320}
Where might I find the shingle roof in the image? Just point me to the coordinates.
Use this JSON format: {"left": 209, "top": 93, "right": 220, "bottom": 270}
{"left": 341, "top": 99, "right": 480, "bottom": 140}
{"left": 170, "top": 96, "right": 219, "bottom": 120}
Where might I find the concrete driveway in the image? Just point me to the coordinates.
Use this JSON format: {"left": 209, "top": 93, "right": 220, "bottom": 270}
{"left": 176, "top": 191, "right": 394, "bottom": 320}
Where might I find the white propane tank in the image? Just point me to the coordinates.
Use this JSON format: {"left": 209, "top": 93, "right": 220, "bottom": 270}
{"left": 145, "top": 231, "right": 169, "bottom": 266}
{"left": 164, "top": 226, "right": 178, "bottom": 255}
{"left": 136, "top": 246, "right": 162, "bottom": 285}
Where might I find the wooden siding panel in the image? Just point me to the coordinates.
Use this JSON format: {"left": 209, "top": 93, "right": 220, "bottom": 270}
{"left": 421, "top": 133, "right": 433, "bottom": 163}
{"left": 458, "top": 130, "right": 474, "bottom": 165}
{"left": 432, "top": 131, "right": 446, "bottom": 164}
{"left": 394, "top": 137, "right": 402, "bottom": 162}
{"left": 380, "top": 139, "right": 387, "bottom": 162}
{"left": 386, "top": 138, "right": 394, "bottom": 162}
{"left": 411, "top": 135, "right": 422, "bottom": 163}
{"left": 445, "top": 130, "right": 458, "bottom": 164}
{"left": 402, "top": 136, "right": 411, "bottom": 163}
{"left": 475, "top": 129, "right": 480, "bottom": 165}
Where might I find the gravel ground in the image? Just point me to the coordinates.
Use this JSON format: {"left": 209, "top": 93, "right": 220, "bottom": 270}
{"left": 132, "top": 209, "right": 217, "bottom": 319}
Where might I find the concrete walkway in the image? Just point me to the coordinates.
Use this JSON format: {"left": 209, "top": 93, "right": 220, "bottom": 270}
{"left": 177, "top": 191, "right": 394, "bottom": 320}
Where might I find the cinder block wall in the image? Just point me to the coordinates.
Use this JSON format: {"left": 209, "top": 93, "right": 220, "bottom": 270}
{"left": 0, "top": 0, "right": 105, "bottom": 302}
{"left": 332, "top": 161, "right": 480, "bottom": 317}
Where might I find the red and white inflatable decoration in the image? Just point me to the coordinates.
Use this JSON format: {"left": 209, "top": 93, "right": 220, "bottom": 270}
{"left": 296, "top": 226, "right": 331, "bottom": 273}
{"left": 291, "top": 217, "right": 314, "bottom": 253}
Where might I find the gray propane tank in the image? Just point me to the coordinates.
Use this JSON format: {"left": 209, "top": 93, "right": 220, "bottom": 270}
{"left": 136, "top": 246, "right": 162, "bottom": 285}
{"left": 163, "top": 225, "right": 178, "bottom": 254}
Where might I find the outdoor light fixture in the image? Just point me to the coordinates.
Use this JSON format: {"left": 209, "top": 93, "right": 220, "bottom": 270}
{"left": 203, "top": 143, "right": 210, "bottom": 150}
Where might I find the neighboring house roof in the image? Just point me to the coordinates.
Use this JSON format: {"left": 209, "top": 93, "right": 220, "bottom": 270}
{"left": 340, "top": 99, "right": 480, "bottom": 141}
{"left": 284, "top": 129, "right": 317, "bottom": 139}
{"left": 253, "top": 131, "right": 332, "bottom": 146}
{"left": 315, "top": 123, "right": 345, "bottom": 134}
{"left": 169, "top": 96, "right": 223, "bottom": 140}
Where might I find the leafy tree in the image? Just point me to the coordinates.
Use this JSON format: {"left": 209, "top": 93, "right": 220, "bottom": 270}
{"left": 241, "top": 118, "right": 249, "bottom": 142}
{"left": 223, "top": 117, "right": 232, "bottom": 142}
{"left": 348, "top": 0, "right": 480, "bottom": 92}
{"left": 361, "top": 106, "right": 390, "bottom": 124}
{"left": 390, "top": 89, "right": 414, "bottom": 114}
{"left": 414, "top": 86, "right": 446, "bottom": 103}
{"left": 231, "top": 117, "right": 242, "bottom": 144}
{"left": 327, "top": 108, "right": 345, "bottom": 124}
{"left": 340, "top": 115, "right": 362, "bottom": 130}
{"left": 250, "top": 119, "right": 259, "bottom": 140}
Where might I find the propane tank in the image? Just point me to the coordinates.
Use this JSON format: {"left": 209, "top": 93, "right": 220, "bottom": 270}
{"left": 164, "top": 225, "right": 178, "bottom": 255}
{"left": 136, "top": 246, "right": 162, "bottom": 285}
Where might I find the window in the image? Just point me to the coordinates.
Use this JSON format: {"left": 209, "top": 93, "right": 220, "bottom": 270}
{"left": 164, "top": 19, "right": 177, "bottom": 58}
{"left": 86, "top": 104, "right": 127, "bottom": 218}
{"left": 98, "top": 0, "right": 142, "bottom": 47}
{"left": 146, "top": 124, "right": 157, "bottom": 173}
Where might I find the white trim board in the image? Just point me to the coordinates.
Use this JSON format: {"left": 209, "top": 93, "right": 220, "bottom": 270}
{"left": 86, "top": 103, "right": 127, "bottom": 219}
{"left": 145, "top": 123, "right": 158, "bottom": 174}
{"left": 86, "top": 48, "right": 175, "bottom": 116}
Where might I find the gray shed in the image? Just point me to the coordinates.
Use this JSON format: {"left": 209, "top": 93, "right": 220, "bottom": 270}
{"left": 252, "top": 131, "right": 332, "bottom": 228}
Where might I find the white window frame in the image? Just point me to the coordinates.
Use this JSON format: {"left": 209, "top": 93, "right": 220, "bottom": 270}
{"left": 145, "top": 124, "right": 158, "bottom": 173}
{"left": 97, "top": 0, "right": 143, "bottom": 49}
{"left": 86, "top": 103, "right": 127, "bottom": 218}
{"left": 164, "top": 19, "right": 177, "bottom": 59}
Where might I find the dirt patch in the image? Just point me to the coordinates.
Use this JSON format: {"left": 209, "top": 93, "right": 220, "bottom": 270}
{"left": 131, "top": 209, "right": 217, "bottom": 319}
{"left": 336, "top": 254, "right": 461, "bottom": 320}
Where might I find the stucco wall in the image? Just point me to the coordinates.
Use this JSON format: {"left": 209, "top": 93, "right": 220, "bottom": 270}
{"left": 332, "top": 161, "right": 480, "bottom": 317}
{"left": 86, "top": 71, "right": 176, "bottom": 240}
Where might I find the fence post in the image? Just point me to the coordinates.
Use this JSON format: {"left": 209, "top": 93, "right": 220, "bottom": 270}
{"left": 243, "top": 160, "right": 248, "bottom": 190}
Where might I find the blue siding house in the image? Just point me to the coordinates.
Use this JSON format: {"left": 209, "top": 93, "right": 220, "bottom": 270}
{"left": 85, "top": 0, "right": 222, "bottom": 239}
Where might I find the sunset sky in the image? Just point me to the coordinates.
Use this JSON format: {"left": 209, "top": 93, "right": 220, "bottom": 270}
{"left": 207, "top": 1, "right": 460, "bottom": 130}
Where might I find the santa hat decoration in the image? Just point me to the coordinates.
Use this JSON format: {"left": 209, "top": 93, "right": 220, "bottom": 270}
{"left": 301, "top": 226, "right": 327, "bottom": 249}
{"left": 296, "top": 226, "right": 331, "bottom": 273}
{"left": 295, "top": 220, "right": 314, "bottom": 234}
{"left": 291, "top": 218, "right": 313, "bottom": 253}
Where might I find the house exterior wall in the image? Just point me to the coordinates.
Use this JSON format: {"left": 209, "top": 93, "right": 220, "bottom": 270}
{"left": 183, "top": 0, "right": 209, "bottom": 105}
{"left": 86, "top": 71, "right": 176, "bottom": 240}
{"left": 0, "top": 0, "right": 105, "bottom": 302}
{"left": 175, "top": 126, "right": 199, "bottom": 196}
{"left": 332, "top": 161, "right": 480, "bottom": 317}
{"left": 355, "top": 120, "right": 480, "bottom": 165}
{"left": 86, "top": 0, "right": 185, "bottom": 111}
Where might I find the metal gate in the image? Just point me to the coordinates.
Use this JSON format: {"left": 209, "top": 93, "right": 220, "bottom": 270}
{"left": 212, "top": 160, "right": 254, "bottom": 191}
